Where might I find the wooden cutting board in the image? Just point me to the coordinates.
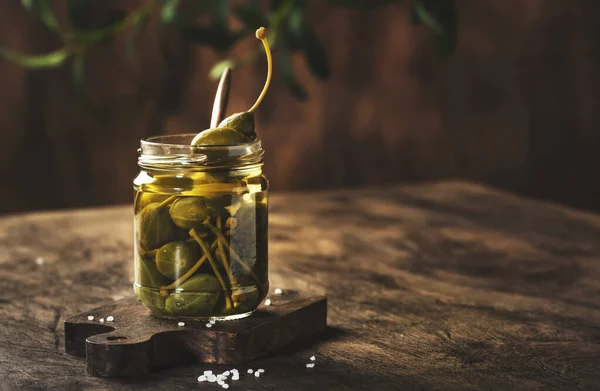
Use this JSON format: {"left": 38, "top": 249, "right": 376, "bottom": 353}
{"left": 64, "top": 290, "right": 327, "bottom": 377}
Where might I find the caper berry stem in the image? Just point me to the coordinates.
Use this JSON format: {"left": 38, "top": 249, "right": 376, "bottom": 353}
{"left": 136, "top": 242, "right": 157, "bottom": 259}
{"left": 158, "top": 195, "right": 178, "bottom": 209}
{"left": 248, "top": 27, "right": 272, "bottom": 114}
{"left": 216, "top": 217, "right": 236, "bottom": 287}
{"left": 159, "top": 239, "right": 218, "bottom": 296}
{"left": 189, "top": 229, "right": 233, "bottom": 310}
{"left": 203, "top": 221, "right": 265, "bottom": 296}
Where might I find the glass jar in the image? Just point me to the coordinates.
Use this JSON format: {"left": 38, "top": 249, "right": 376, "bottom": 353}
{"left": 133, "top": 134, "right": 269, "bottom": 320}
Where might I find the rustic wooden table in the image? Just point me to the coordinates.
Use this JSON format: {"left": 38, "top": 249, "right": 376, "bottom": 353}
{"left": 2, "top": 182, "right": 599, "bottom": 390}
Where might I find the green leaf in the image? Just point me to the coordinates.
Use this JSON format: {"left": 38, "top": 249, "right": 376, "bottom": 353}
{"left": 0, "top": 45, "right": 69, "bottom": 68}
{"left": 22, "top": 0, "right": 60, "bottom": 33}
{"left": 72, "top": 52, "right": 86, "bottom": 98}
{"left": 209, "top": 59, "right": 237, "bottom": 81}
{"left": 411, "top": 0, "right": 443, "bottom": 33}
{"left": 285, "top": 1, "right": 305, "bottom": 50}
{"left": 280, "top": 43, "right": 307, "bottom": 100}
{"left": 160, "top": 0, "right": 180, "bottom": 24}
{"left": 302, "top": 29, "right": 330, "bottom": 80}
{"left": 124, "top": 15, "right": 148, "bottom": 65}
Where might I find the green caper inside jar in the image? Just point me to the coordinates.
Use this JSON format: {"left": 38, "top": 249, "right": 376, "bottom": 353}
{"left": 132, "top": 27, "right": 272, "bottom": 320}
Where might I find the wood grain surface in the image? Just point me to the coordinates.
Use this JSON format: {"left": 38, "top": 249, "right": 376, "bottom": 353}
{"left": 2, "top": 182, "right": 600, "bottom": 390}
{"left": 2, "top": 1, "right": 600, "bottom": 214}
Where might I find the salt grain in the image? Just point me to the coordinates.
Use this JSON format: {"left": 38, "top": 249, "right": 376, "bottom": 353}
{"left": 232, "top": 374, "right": 239, "bottom": 380}
{"left": 247, "top": 369, "right": 254, "bottom": 374}
{"left": 99, "top": 318, "right": 104, "bottom": 323}
{"left": 222, "top": 384, "right": 230, "bottom": 389}
{"left": 210, "top": 319, "right": 216, "bottom": 324}
{"left": 207, "top": 375, "right": 217, "bottom": 382}
{"left": 178, "top": 322, "right": 185, "bottom": 327}
{"left": 106, "top": 316, "right": 114, "bottom": 322}
{"left": 204, "top": 370, "right": 213, "bottom": 376}
{"left": 264, "top": 299, "right": 272, "bottom": 306}
{"left": 274, "top": 288, "right": 283, "bottom": 295}
{"left": 310, "top": 355, "right": 316, "bottom": 361}
{"left": 35, "top": 257, "right": 45, "bottom": 265}
{"left": 257, "top": 369, "right": 265, "bottom": 373}
{"left": 254, "top": 372, "right": 260, "bottom": 378}
{"left": 306, "top": 363, "right": 315, "bottom": 368}
{"left": 197, "top": 375, "right": 206, "bottom": 382}
{"left": 222, "top": 371, "right": 230, "bottom": 376}
{"left": 206, "top": 323, "right": 212, "bottom": 328}
{"left": 87, "top": 316, "right": 94, "bottom": 321}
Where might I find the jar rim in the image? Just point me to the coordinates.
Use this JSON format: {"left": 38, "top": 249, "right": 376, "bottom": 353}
{"left": 138, "top": 133, "right": 263, "bottom": 169}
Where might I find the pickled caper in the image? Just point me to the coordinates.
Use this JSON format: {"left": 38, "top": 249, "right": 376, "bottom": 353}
{"left": 136, "top": 254, "right": 170, "bottom": 288}
{"left": 217, "top": 112, "right": 255, "bottom": 137}
{"left": 164, "top": 274, "right": 221, "bottom": 316}
{"left": 231, "top": 286, "right": 261, "bottom": 312}
{"left": 169, "top": 197, "right": 219, "bottom": 231}
{"left": 137, "top": 202, "right": 174, "bottom": 251}
{"left": 191, "top": 127, "right": 251, "bottom": 146}
{"left": 155, "top": 241, "right": 201, "bottom": 280}
{"left": 192, "top": 27, "right": 271, "bottom": 145}
{"left": 135, "top": 285, "right": 166, "bottom": 312}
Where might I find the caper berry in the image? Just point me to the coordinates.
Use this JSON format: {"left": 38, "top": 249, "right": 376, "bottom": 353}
{"left": 191, "top": 127, "right": 251, "bottom": 146}
{"left": 136, "top": 254, "right": 170, "bottom": 288}
{"left": 135, "top": 285, "right": 166, "bottom": 312}
{"left": 231, "top": 286, "right": 261, "bottom": 312}
{"left": 169, "top": 197, "right": 219, "bottom": 231}
{"left": 137, "top": 202, "right": 174, "bottom": 251}
{"left": 217, "top": 112, "right": 255, "bottom": 137}
{"left": 164, "top": 274, "right": 221, "bottom": 316}
{"left": 155, "top": 241, "right": 201, "bottom": 280}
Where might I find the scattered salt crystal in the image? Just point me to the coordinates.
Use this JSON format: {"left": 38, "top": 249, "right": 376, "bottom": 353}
{"left": 99, "top": 318, "right": 104, "bottom": 323}
{"left": 87, "top": 316, "right": 94, "bottom": 321}
{"left": 106, "top": 316, "right": 114, "bottom": 322}
{"left": 204, "top": 370, "right": 213, "bottom": 376}
{"left": 35, "top": 257, "right": 45, "bottom": 265}
{"left": 210, "top": 319, "right": 216, "bottom": 324}
{"left": 217, "top": 379, "right": 224, "bottom": 385}
{"left": 222, "top": 384, "right": 230, "bottom": 389}
{"left": 274, "top": 288, "right": 283, "bottom": 295}
{"left": 306, "top": 363, "right": 315, "bottom": 368}
{"left": 247, "top": 369, "right": 254, "bottom": 374}
{"left": 197, "top": 375, "right": 206, "bottom": 382}
{"left": 254, "top": 372, "right": 260, "bottom": 378}
{"left": 178, "top": 322, "right": 185, "bottom": 327}
{"left": 264, "top": 299, "right": 272, "bottom": 306}
{"left": 206, "top": 323, "right": 212, "bottom": 328}
{"left": 222, "top": 371, "right": 230, "bottom": 376}
{"left": 207, "top": 374, "right": 217, "bottom": 382}
{"left": 257, "top": 369, "right": 265, "bottom": 373}
{"left": 217, "top": 375, "right": 224, "bottom": 381}
{"left": 232, "top": 374, "right": 239, "bottom": 380}
{"left": 310, "top": 355, "right": 316, "bottom": 361}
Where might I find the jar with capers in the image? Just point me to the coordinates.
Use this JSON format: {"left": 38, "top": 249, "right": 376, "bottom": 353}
{"left": 133, "top": 28, "right": 272, "bottom": 320}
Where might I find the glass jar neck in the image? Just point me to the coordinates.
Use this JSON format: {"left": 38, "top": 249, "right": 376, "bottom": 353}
{"left": 138, "top": 134, "right": 264, "bottom": 171}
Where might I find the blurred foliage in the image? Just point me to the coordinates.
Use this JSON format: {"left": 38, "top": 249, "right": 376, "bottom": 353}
{"left": 1, "top": 0, "right": 457, "bottom": 100}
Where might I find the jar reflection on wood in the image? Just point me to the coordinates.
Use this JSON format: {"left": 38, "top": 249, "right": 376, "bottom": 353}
{"left": 133, "top": 134, "right": 269, "bottom": 320}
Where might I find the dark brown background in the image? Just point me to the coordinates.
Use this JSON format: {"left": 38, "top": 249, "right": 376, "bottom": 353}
{"left": 1, "top": 0, "right": 599, "bottom": 215}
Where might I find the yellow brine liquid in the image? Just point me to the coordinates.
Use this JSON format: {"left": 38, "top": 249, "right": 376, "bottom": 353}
{"left": 133, "top": 165, "right": 268, "bottom": 320}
